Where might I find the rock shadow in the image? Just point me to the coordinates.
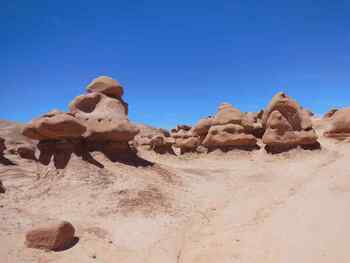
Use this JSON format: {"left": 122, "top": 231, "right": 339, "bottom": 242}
{"left": 265, "top": 142, "right": 321, "bottom": 154}
{"left": 38, "top": 140, "right": 105, "bottom": 169}
{"left": 37, "top": 139, "right": 153, "bottom": 169}
{"left": 53, "top": 237, "right": 79, "bottom": 252}
{"left": 207, "top": 144, "right": 261, "bottom": 153}
{"left": 103, "top": 150, "right": 154, "bottom": 167}
{"left": 0, "top": 155, "right": 16, "bottom": 165}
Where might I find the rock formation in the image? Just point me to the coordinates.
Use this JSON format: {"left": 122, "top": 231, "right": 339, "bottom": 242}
{"left": 195, "top": 103, "right": 260, "bottom": 152}
{"left": 323, "top": 108, "right": 338, "bottom": 119}
{"left": 149, "top": 134, "right": 175, "bottom": 154}
{"left": 22, "top": 110, "right": 86, "bottom": 141}
{"left": 25, "top": 221, "right": 75, "bottom": 251}
{"left": 171, "top": 125, "right": 201, "bottom": 154}
{"left": 323, "top": 108, "right": 350, "bottom": 139}
{"left": 192, "top": 117, "right": 213, "bottom": 141}
{"left": 69, "top": 76, "right": 139, "bottom": 156}
{"left": 22, "top": 76, "right": 140, "bottom": 168}
{"left": 133, "top": 124, "right": 170, "bottom": 147}
{"left": 262, "top": 92, "right": 320, "bottom": 153}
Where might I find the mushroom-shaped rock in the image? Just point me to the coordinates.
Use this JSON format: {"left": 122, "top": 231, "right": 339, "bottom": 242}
{"left": 324, "top": 108, "right": 350, "bottom": 139}
{"left": 69, "top": 78, "right": 138, "bottom": 144}
{"left": 25, "top": 221, "right": 75, "bottom": 251}
{"left": 150, "top": 135, "right": 175, "bottom": 154}
{"left": 262, "top": 93, "right": 319, "bottom": 153}
{"left": 202, "top": 124, "right": 258, "bottom": 152}
{"left": 86, "top": 76, "right": 124, "bottom": 99}
{"left": 22, "top": 111, "right": 86, "bottom": 141}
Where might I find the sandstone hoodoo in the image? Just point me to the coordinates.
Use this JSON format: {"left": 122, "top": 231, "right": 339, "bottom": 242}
{"left": 22, "top": 76, "right": 139, "bottom": 167}
{"left": 171, "top": 125, "right": 201, "bottom": 154}
{"left": 324, "top": 108, "right": 350, "bottom": 139}
{"left": 25, "top": 221, "right": 75, "bottom": 251}
{"left": 69, "top": 76, "right": 139, "bottom": 156}
{"left": 262, "top": 92, "right": 320, "bottom": 153}
{"left": 194, "top": 103, "right": 260, "bottom": 152}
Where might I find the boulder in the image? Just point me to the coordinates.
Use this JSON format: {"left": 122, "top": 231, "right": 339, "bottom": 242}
{"left": 324, "top": 108, "right": 350, "bottom": 139}
{"left": 22, "top": 110, "right": 86, "bottom": 141}
{"left": 25, "top": 221, "right": 75, "bottom": 251}
{"left": 17, "top": 144, "right": 36, "bottom": 160}
{"left": 86, "top": 76, "right": 124, "bottom": 99}
{"left": 262, "top": 92, "right": 319, "bottom": 153}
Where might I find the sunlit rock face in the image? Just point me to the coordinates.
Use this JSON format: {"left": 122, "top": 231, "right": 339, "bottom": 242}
{"left": 22, "top": 76, "right": 140, "bottom": 168}
{"left": 324, "top": 107, "right": 350, "bottom": 140}
{"left": 262, "top": 92, "right": 320, "bottom": 153}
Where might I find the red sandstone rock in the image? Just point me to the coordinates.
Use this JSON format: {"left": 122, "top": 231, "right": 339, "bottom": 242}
{"left": 324, "top": 108, "right": 350, "bottom": 139}
{"left": 262, "top": 93, "right": 319, "bottom": 153}
{"left": 22, "top": 110, "right": 86, "bottom": 141}
{"left": 25, "top": 221, "right": 75, "bottom": 251}
{"left": 86, "top": 76, "right": 124, "bottom": 98}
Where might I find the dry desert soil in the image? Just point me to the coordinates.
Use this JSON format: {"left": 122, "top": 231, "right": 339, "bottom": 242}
{"left": 1, "top": 125, "right": 350, "bottom": 263}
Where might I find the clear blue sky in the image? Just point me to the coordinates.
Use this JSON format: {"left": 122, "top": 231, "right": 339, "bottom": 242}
{"left": 1, "top": 0, "right": 350, "bottom": 128}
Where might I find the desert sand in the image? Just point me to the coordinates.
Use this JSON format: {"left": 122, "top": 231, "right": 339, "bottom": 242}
{"left": 1, "top": 124, "right": 350, "bottom": 262}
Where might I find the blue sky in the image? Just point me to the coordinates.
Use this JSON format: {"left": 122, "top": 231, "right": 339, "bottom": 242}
{"left": 1, "top": 0, "right": 350, "bottom": 128}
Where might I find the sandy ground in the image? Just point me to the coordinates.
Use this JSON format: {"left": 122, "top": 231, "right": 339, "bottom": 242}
{"left": 1, "top": 135, "right": 350, "bottom": 262}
